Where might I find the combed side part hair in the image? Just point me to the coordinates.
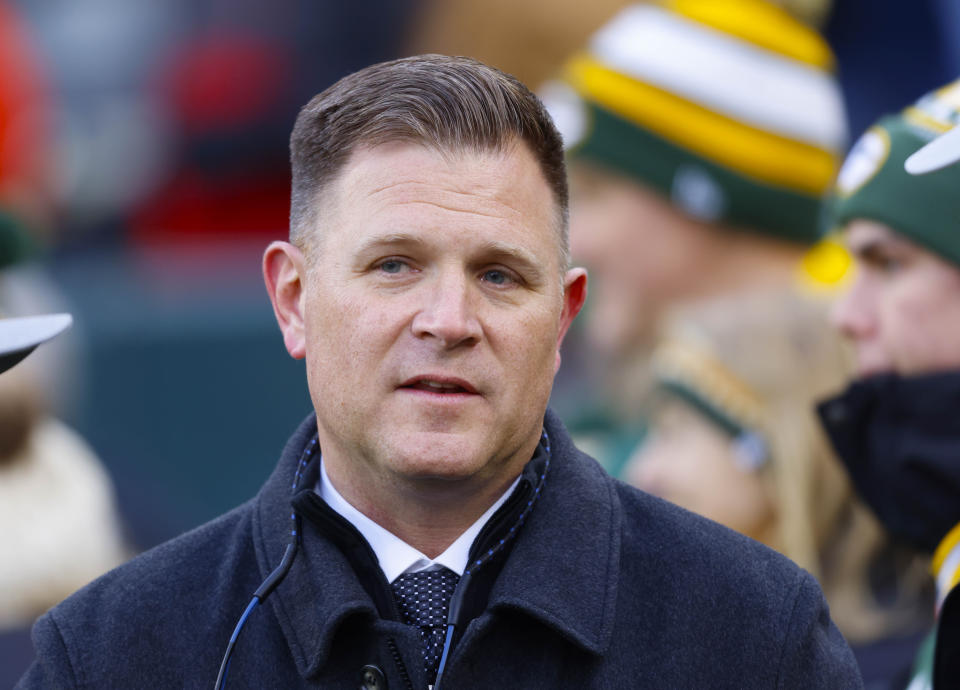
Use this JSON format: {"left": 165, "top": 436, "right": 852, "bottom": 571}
{"left": 289, "top": 54, "right": 569, "bottom": 267}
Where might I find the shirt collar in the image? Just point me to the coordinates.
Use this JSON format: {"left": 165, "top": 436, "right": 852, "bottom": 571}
{"left": 317, "top": 458, "right": 520, "bottom": 583}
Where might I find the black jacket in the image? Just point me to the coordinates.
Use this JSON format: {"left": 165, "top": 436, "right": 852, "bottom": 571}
{"left": 936, "top": 584, "right": 959, "bottom": 686}
{"left": 18, "top": 410, "right": 862, "bottom": 689}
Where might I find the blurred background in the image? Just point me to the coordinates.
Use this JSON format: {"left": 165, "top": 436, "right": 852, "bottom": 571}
{"left": 1, "top": 0, "right": 958, "bottom": 684}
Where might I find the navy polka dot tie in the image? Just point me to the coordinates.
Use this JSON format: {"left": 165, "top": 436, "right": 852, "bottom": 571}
{"left": 391, "top": 568, "right": 460, "bottom": 686}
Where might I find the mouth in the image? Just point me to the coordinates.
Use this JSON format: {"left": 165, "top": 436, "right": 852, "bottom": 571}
{"left": 398, "top": 376, "right": 479, "bottom": 395}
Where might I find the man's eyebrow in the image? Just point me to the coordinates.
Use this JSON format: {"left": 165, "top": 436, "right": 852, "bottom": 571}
{"left": 354, "top": 233, "right": 427, "bottom": 255}
{"left": 848, "top": 238, "right": 878, "bottom": 258}
{"left": 849, "top": 237, "right": 905, "bottom": 259}
{"left": 475, "top": 240, "right": 550, "bottom": 281}
{"left": 477, "top": 240, "right": 541, "bottom": 266}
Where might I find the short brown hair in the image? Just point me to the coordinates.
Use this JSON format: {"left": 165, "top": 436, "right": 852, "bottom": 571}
{"left": 289, "top": 54, "right": 569, "bottom": 267}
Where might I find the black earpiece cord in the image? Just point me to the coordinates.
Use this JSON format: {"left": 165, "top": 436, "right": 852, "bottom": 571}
{"left": 212, "top": 431, "right": 547, "bottom": 689}
{"left": 213, "top": 436, "right": 318, "bottom": 690}
{"left": 433, "top": 430, "right": 551, "bottom": 690}
{"left": 214, "top": 528, "right": 300, "bottom": 689}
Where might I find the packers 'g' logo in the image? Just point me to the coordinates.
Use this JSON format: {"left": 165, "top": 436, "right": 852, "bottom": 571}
{"left": 835, "top": 126, "right": 890, "bottom": 198}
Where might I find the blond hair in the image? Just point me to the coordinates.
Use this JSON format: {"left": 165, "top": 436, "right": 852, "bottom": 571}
{"left": 650, "top": 289, "right": 930, "bottom": 642}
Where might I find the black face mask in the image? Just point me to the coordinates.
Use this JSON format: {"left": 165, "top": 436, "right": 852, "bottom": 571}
{"left": 817, "top": 371, "right": 960, "bottom": 554}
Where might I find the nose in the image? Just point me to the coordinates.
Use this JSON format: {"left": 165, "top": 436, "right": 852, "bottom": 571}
{"left": 830, "top": 273, "right": 875, "bottom": 343}
{"left": 411, "top": 270, "right": 482, "bottom": 349}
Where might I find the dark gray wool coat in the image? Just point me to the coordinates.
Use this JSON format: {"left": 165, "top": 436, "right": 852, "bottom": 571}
{"left": 18, "top": 410, "right": 862, "bottom": 689}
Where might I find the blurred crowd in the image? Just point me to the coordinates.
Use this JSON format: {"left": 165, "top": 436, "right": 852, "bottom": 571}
{"left": 2, "top": 0, "right": 960, "bottom": 687}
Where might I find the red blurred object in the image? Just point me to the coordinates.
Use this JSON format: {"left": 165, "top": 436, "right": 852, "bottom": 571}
{"left": 0, "top": 1, "right": 53, "bottom": 224}
{"left": 164, "top": 32, "right": 290, "bottom": 134}
{"left": 130, "top": 167, "right": 290, "bottom": 242}
{"left": 130, "top": 31, "right": 294, "bottom": 245}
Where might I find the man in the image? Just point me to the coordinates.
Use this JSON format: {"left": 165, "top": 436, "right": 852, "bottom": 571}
{"left": 818, "top": 81, "right": 960, "bottom": 688}
{"left": 20, "top": 55, "right": 860, "bottom": 688}
{"left": 539, "top": 0, "right": 850, "bottom": 473}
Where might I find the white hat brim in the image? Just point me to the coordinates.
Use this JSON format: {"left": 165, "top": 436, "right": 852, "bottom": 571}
{"left": 0, "top": 313, "right": 72, "bottom": 374}
{"left": 905, "top": 125, "right": 960, "bottom": 175}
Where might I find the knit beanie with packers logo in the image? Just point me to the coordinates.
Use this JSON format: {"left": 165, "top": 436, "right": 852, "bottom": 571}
{"left": 542, "top": 0, "right": 848, "bottom": 245}
{"left": 830, "top": 80, "right": 960, "bottom": 268}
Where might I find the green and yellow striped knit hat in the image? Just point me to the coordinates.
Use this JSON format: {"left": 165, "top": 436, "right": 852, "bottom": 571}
{"left": 542, "top": 0, "right": 847, "bottom": 244}
{"left": 830, "top": 80, "right": 960, "bottom": 268}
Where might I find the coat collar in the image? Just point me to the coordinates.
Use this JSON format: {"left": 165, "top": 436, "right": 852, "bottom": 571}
{"left": 252, "top": 410, "right": 621, "bottom": 678}
{"left": 487, "top": 409, "right": 621, "bottom": 656}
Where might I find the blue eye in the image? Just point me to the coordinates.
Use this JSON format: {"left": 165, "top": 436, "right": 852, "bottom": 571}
{"left": 482, "top": 269, "right": 511, "bottom": 285}
{"left": 379, "top": 259, "right": 406, "bottom": 274}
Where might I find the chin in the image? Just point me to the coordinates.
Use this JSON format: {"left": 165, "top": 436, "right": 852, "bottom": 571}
{"left": 385, "top": 431, "right": 489, "bottom": 480}
{"left": 390, "top": 456, "right": 488, "bottom": 486}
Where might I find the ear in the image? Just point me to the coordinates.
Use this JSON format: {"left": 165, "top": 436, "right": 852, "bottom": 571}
{"left": 554, "top": 268, "right": 588, "bottom": 372}
{"left": 263, "top": 241, "right": 308, "bottom": 360}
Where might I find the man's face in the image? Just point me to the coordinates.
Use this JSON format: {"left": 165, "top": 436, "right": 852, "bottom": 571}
{"left": 269, "top": 141, "right": 585, "bottom": 495}
{"left": 569, "top": 162, "right": 720, "bottom": 358}
{"left": 833, "top": 219, "right": 960, "bottom": 377}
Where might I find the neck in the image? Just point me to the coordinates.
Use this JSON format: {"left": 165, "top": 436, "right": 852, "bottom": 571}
{"left": 322, "top": 453, "right": 527, "bottom": 558}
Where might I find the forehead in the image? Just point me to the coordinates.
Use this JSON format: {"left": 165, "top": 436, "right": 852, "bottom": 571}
{"left": 337, "top": 140, "right": 544, "bottom": 200}
{"left": 569, "top": 159, "right": 635, "bottom": 196}
{"left": 321, "top": 141, "right": 561, "bottom": 250}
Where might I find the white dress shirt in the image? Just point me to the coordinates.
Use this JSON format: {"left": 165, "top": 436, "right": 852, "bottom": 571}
{"left": 317, "top": 459, "right": 520, "bottom": 584}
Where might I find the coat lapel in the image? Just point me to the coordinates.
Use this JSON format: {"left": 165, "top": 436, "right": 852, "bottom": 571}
{"left": 485, "top": 410, "right": 621, "bottom": 656}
